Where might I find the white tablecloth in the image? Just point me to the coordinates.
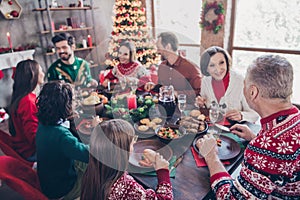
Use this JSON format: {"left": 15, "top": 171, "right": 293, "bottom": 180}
{"left": 0, "top": 50, "right": 35, "bottom": 70}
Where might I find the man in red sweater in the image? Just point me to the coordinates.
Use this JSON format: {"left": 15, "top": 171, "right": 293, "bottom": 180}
{"left": 197, "top": 55, "right": 300, "bottom": 199}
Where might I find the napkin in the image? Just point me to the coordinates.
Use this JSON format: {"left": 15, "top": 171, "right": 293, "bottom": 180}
{"left": 0, "top": 108, "right": 9, "bottom": 123}
{"left": 218, "top": 118, "right": 231, "bottom": 126}
{"left": 141, "top": 156, "right": 177, "bottom": 178}
{"left": 191, "top": 147, "right": 230, "bottom": 167}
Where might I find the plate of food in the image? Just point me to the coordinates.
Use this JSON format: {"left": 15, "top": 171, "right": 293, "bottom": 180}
{"left": 134, "top": 117, "right": 165, "bottom": 137}
{"left": 177, "top": 116, "right": 208, "bottom": 135}
{"left": 129, "top": 140, "right": 173, "bottom": 168}
{"left": 192, "top": 134, "right": 241, "bottom": 160}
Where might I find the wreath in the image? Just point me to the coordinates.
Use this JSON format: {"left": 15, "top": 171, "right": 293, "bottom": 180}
{"left": 199, "top": 1, "right": 225, "bottom": 34}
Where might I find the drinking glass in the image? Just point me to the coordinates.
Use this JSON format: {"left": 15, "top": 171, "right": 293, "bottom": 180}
{"left": 119, "top": 77, "right": 126, "bottom": 90}
{"left": 129, "top": 78, "right": 138, "bottom": 94}
{"left": 178, "top": 94, "right": 187, "bottom": 118}
{"left": 218, "top": 103, "right": 227, "bottom": 123}
{"left": 209, "top": 101, "right": 220, "bottom": 136}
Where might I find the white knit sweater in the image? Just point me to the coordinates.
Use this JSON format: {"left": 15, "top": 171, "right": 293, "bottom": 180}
{"left": 200, "top": 70, "right": 259, "bottom": 123}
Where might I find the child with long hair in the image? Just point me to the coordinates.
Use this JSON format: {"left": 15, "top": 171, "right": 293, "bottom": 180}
{"left": 9, "top": 59, "right": 44, "bottom": 161}
{"left": 81, "top": 119, "right": 173, "bottom": 200}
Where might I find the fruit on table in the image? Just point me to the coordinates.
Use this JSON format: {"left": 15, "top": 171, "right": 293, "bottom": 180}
{"left": 144, "top": 99, "right": 154, "bottom": 106}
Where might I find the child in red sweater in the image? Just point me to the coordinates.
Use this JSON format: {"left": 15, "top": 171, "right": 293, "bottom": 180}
{"left": 9, "top": 59, "right": 44, "bottom": 161}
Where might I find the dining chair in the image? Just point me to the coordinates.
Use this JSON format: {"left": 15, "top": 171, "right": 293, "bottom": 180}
{"left": 0, "top": 129, "right": 34, "bottom": 167}
{"left": 0, "top": 156, "right": 48, "bottom": 200}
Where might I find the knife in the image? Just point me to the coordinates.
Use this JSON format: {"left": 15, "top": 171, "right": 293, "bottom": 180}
{"left": 169, "top": 156, "right": 183, "bottom": 174}
{"left": 215, "top": 124, "right": 231, "bottom": 132}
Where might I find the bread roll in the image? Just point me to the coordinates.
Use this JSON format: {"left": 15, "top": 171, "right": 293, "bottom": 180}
{"left": 143, "top": 149, "right": 156, "bottom": 163}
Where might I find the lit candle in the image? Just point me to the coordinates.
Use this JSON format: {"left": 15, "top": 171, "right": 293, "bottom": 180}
{"left": 7, "top": 32, "right": 13, "bottom": 50}
{"left": 87, "top": 35, "right": 92, "bottom": 47}
{"left": 127, "top": 94, "right": 137, "bottom": 110}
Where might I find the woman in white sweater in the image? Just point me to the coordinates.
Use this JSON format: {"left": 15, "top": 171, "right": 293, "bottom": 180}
{"left": 196, "top": 46, "right": 258, "bottom": 123}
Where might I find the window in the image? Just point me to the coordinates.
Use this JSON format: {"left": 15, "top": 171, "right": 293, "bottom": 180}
{"left": 231, "top": 0, "right": 300, "bottom": 104}
{"left": 151, "top": 0, "right": 201, "bottom": 64}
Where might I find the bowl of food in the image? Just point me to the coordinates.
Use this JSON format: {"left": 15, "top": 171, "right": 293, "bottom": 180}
{"left": 81, "top": 93, "right": 103, "bottom": 115}
{"left": 155, "top": 124, "right": 186, "bottom": 143}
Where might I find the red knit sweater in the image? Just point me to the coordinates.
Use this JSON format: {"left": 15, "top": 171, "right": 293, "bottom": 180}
{"left": 108, "top": 169, "right": 173, "bottom": 199}
{"left": 210, "top": 106, "right": 300, "bottom": 199}
{"left": 11, "top": 93, "right": 37, "bottom": 159}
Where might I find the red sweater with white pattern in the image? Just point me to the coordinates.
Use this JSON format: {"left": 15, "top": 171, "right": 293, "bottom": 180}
{"left": 210, "top": 106, "right": 300, "bottom": 199}
{"left": 108, "top": 169, "right": 173, "bottom": 200}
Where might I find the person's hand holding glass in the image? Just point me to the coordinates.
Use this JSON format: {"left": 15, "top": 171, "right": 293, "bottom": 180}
{"left": 178, "top": 94, "right": 187, "bottom": 118}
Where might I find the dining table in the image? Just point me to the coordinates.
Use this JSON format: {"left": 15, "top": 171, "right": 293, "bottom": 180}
{"left": 75, "top": 89, "right": 262, "bottom": 200}
{"left": 129, "top": 120, "right": 261, "bottom": 200}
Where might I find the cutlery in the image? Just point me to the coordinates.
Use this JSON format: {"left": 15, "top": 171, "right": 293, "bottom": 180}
{"left": 169, "top": 156, "right": 183, "bottom": 174}
{"left": 215, "top": 124, "right": 231, "bottom": 132}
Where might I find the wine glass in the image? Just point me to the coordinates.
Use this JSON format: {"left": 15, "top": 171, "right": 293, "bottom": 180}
{"left": 178, "top": 94, "right": 187, "bottom": 118}
{"left": 218, "top": 103, "right": 227, "bottom": 123}
{"left": 129, "top": 78, "right": 138, "bottom": 94}
{"left": 119, "top": 77, "right": 127, "bottom": 90}
{"left": 209, "top": 101, "right": 220, "bottom": 136}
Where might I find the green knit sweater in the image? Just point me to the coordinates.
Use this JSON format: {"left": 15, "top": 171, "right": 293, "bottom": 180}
{"left": 36, "top": 123, "right": 89, "bottom": 199}
{"left": 47, "top": 56, "right": 92, "bottom": 87}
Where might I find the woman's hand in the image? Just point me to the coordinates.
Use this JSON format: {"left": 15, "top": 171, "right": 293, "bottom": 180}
{"left": 230, "top": 124, "right": 256, "bottom": 141}
{"left": 195, "top": 96, "right": 206, "bottom": 108}
{"left": 225, "top": 109, "right": 242, "bottom": 121}
{"left": 143, "top": 149, "right": 169, "bottom": 170}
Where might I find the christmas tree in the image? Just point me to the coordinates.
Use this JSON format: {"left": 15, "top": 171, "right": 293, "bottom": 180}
{"left": 105, "top": 0, "right": 160, "bottom": 68}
